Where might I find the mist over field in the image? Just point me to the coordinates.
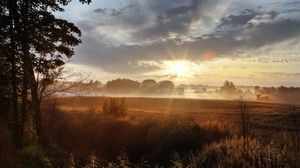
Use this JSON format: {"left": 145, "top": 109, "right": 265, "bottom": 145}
{"left": 58, "top": 79, "right": 300, "bottom": 105}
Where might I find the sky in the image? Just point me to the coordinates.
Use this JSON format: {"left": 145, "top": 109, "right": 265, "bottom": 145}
{"left": 56, "top": 0, "right": 300, "bottom": 86}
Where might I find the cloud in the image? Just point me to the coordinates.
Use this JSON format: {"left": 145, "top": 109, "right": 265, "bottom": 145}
{"left": 75, "top": 17, "right": 300, "bottom": 74}
{"left": 94, "top": 4, "right": 138, "bottom": 17}
{"left": 217, "top": 9, "right": 280, "bottom": 29}
{"left": 217, "top": 9, "right": 257, "bottom": 28}
{"left": 94, "top": 8, "right": 107, "bottom": 14}
{"left": 90, "top": 0, "right": 222, "bottom": 42}
{"left": 240, "top": 19, "right": 300, "bottom": 48}
{"left": 256, "top": 72, "right": 300, "bottom": 77}
{"left": 69, "top": 0, "right": 300, "bottom": 75}
{"left": 284, "top": 1, "right": 300, "bottom": 6}
{"left": 133, "top": 0, "right": 219, "bottom": 40}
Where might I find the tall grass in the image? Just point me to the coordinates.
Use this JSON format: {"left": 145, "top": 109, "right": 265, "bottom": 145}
{"left": 188, "top": 135, "right": 297, "bottom": 168}
{"left": 12, "top": 98, "right": 296, "bottom": 168}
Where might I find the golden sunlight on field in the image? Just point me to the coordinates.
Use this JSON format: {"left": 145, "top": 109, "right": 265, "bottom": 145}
{"left": 54, "top": 96, "right": 294, "bottom": 123}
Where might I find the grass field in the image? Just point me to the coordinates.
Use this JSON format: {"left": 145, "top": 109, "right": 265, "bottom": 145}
{"left": 34, "top": 96, "right": 300, "bottom": 167}
{"left": 54, "top": 96, "right": 296, "bottom": 128}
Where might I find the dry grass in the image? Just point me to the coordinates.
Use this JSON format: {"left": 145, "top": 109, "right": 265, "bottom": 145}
{"left": 34, "top": 96, "right": 300, "bottom": 167}
{"left": 50, "top": 96, "right": 296, "bottom": 127}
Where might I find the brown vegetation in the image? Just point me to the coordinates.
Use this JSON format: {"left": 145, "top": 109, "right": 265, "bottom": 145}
{"left": 39, "top": 97, "right": 300, "bottom": 167}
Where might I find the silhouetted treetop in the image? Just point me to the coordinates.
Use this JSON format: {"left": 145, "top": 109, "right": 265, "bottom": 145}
{"left": 157, "top": 80, "right": 175, "bottom": 94}
{"left": 140, "top": 79, "right": 158, "bottom": 94}
{"left": 220, "top": 80, "right": 242, "bottom": 95}
{"left": 141, "top": 79, "right": 157, "bottom": 88}
{"left": 106, "top": 78, "right": 140, "bottom": 93}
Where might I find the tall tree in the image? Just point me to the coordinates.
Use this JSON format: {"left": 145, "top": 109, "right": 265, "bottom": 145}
{"left": 0, "top": 0, "right": 91, "bottom": 146}
{"left": 17, "top": 0, "right": 91, "bottom": 145}
{"left": 0, "top": 1, "right": 10, "bottom": 117}
{"left": 8, "top": 0, "right": 22, "bottom": 147}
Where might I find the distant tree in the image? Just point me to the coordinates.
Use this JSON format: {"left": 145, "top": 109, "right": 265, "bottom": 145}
{"left": 141, "top": 79, "right": 157, "bottom": 87}
{"left": 254, "top": 86, "right": 261, "bottom": 93}
{"left": 261, "top": 87, "right": 276, "bottom": 95}
{"left": 93, "top": 80, "right": 102, "bottom": 88}
{"left": 141, "top": 79, "right": 158, "bottom": 94}
{"left": 157, "top": 80, "right": 175, "bottom": 94}
{"left": 105, "top": 78, "right": 140, "bottom": 94}
{"left": 221, "top": 80, "right": 235, "bottom": 92}
{"left": 220, "top": 80, "right": 242, "bottom": 95}
{"left": 75, "top": 79, "right": 103, "bottom": 95}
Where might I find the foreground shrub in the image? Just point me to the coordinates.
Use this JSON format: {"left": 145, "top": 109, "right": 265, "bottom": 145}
{"left": 46, "top": 110, "right": 230, "bottom": 167}
{"left": 102, "top": 98, "right": 127, "bottom": 117}
{"left": 18, "top": 145, "right": 50, "bottom": 168}
{"left": 0, "top": 122, "right": 17, "bottom": 167}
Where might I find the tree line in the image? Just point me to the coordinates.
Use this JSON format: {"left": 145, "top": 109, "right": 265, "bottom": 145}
{"left": 105, "top": 78, "right": 182, "bottom": 95}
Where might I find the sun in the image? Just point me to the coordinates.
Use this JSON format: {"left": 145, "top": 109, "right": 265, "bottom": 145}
{"left": 165, "top": 60, "right": 190, "bottom": 76}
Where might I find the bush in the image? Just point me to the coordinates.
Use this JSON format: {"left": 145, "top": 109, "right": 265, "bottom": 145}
{"left": 102, "top": 98, "right": 127, "bottom": 117}
{"left": 18, "top": 145, "right": 51, "bottom": 168}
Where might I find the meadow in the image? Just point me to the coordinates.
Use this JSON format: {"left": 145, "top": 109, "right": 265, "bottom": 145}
{"left": 1, "top": 96, "right": 299, "bottom": 167}
{"left": 30, "top": 96, "right": 298, "bottom": 168}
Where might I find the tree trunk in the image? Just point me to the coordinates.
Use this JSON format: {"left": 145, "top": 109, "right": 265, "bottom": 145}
{"left": 20, "top": 0, "right": 30, "bottom": 145}
{"left": 20, "top": 50, "right": 29, "bottom": 145}
{"left": 21, "top": 0, "right": 47, "bottom": 146}
{"left": 29, "top": 66, "right": 47, "bottom": 145}
{"left": 8, "top": 0, "right": 21, "bottom": 148}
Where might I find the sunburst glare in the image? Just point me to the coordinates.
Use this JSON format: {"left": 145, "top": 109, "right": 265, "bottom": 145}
{"left": 164, "top": 60, "right": 191, "bottom": 76}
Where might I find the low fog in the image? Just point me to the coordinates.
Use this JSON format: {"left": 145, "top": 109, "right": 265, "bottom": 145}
{"left": 50, "top": 79, "right": 300, "bottom": 104}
